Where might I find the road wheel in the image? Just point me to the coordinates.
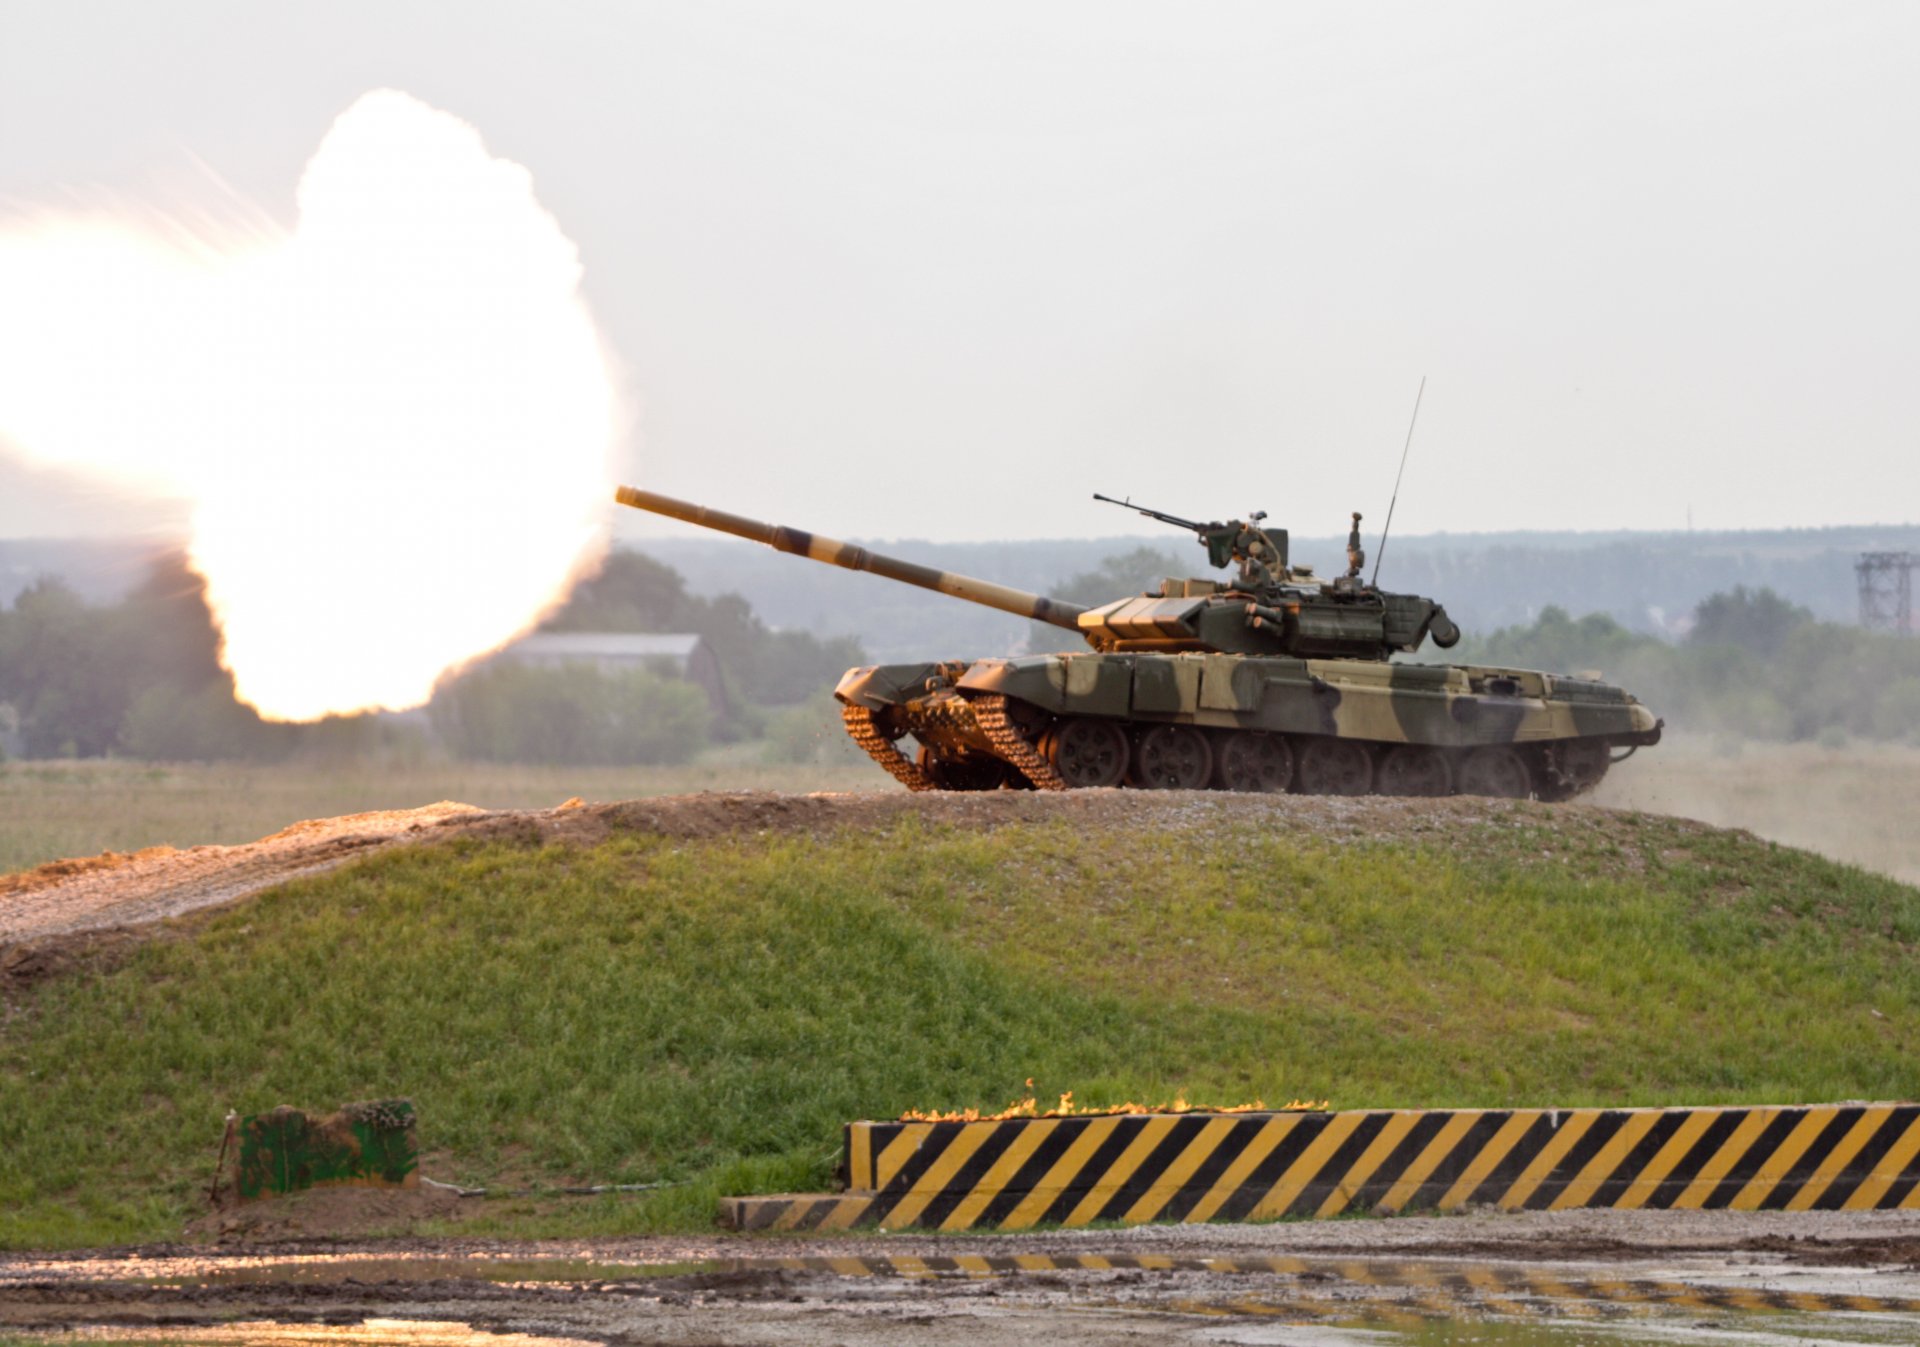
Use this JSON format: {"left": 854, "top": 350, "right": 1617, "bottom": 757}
{"left": 1376, "top": 745, "right": 1453, "bottom": 797}
{"left": 1456, "top": 746, "right": 1532, "bottom": 799}
{"left": 1295, "top": 738, "right": 1374, "bottom": 796}
{"left": 1044, "top": 717, "right": 1130, "bottom": 789}
{"left": 916, "top": 747, "right": 1009, "bottom": 792}
{"left": 1129, "top": 724, "right": 1213, "bottom": 789}
{"left": 1212, "top": 731, "right": 1293, "bottom": 793}
{"left": 1536, "top": 739, "right": 1610, "bottom": 801}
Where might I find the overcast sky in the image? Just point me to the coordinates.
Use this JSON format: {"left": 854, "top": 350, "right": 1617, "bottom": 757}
{"left": 2, "top": 1, "right": 1915, "bottom": 545}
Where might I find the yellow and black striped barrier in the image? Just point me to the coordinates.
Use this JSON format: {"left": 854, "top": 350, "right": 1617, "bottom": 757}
{"left": 721, "top": 1102, "right": 1920, "bottom": 1232}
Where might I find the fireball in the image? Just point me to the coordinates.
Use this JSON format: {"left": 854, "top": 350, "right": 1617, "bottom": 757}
{"left": 0, "top": 90, "right": 621, "bottom": 720}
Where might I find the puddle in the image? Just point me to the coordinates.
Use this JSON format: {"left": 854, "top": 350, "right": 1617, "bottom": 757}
{"left": 84, "top": 1249, "right": 1920, "bottom": 1318}
{"left": 40, "top": 1325, "right": 592, "bottom": 1347}
{"left": 5, "top": 1250, "right": 1915, "bottom": 1345}
{"left": 1157, "top": 1285, "right": 1920, "bottom": 1344}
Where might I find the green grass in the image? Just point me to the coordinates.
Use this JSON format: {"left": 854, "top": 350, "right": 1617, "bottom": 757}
{"left": 2, "top": 808, "right": 1916, "bottom": 1248}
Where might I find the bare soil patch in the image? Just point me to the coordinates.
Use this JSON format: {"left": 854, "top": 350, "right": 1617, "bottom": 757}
{"left": 185, "top": 1185, "right": 466, "bottom": 1245}
{"left": 0, "top": 801, "right": 488, "bottom": 945}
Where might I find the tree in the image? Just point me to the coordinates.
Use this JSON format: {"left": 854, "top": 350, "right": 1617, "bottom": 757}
{"left": 547, "top": 550, "right": 864, "bottom": 705}
{"left": 1688, "top": 586, "right": 1813, "bottom": 656}
{"left": 1052, "top": 547, "right": 1190, "bottom": 605}
{"left": 430, "top": 663, "right": 709, "bottom": 764}
{"left": 1462, "top": 588, "right": 1920, "bottom": 744}
{"left": 0, "top": 577, "right": 128, "bottom": 757}
{"left": 1029, "top": 547, "right": 1187, "bottom": 652}
{"left": 0, "top": 557, "right": 294, "bottom": 760}
{"left": 545, "top": 550, "right": 695, "bottom": 632}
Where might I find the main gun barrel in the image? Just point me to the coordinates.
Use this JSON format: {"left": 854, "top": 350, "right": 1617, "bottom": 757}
{"left": 614, "top": 486, "right": 1089, "bottom": 631}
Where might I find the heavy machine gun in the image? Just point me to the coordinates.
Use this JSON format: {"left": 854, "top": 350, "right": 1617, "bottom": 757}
{"left": 1093, "top": 492, "right": 1289, "bottom": 588}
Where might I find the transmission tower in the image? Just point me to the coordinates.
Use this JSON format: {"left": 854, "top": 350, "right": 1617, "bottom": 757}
{"left": 1857, "top": 552, "right": 1917, "bottom": 635}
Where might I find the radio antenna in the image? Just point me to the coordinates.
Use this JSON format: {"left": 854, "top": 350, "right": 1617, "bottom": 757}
{"left": 1370, "top": 374, "right": 1425, "bottom": 587}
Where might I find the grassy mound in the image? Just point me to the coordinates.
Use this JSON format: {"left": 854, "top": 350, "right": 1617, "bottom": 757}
{"left": 2, "top": 800, "right": 1916, "bottom": 1248}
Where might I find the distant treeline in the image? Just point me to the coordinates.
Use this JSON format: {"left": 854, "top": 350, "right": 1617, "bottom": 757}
{"left": 547, "top": 550, "right": 863, "bottom": 708}
{"left": 1461, "top": 587, "right": 1920, "bottom": 744}
{"left": 5, "top": 544, "right": 1913, "bottom": 762}
{"left": 0, "top": 549, "right": 864, "bottom": 764}
{"left": 0, "top": 556, "right": 298, "bottom": 761}
{"left": 431, "top": 551, "right": 864, "bottom": 765}
{"left": 16, "top": 522, "right": 1919, "bottom": 667}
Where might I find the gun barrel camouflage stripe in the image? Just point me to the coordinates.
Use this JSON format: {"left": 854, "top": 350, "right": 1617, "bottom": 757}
{"left": 615, "top": 486, "right": 1088, "bottom": 630}
{"left": 721, "top": 1103, "right": 1920, "bottom": 1232}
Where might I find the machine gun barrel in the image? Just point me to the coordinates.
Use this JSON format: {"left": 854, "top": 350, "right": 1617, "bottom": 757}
{"left": 614, "top": 486, "right": 1089, "bottom": 631}
{"left": 1091, "top": 492, "right": 1214, "bottom": 534}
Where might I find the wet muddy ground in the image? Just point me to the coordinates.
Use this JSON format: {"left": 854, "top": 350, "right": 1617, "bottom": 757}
{"left": 5, "top": 1209, "right": 1919, "bottom": 1346}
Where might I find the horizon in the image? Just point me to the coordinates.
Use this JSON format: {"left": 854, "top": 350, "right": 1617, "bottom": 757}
{"left": 7, "top": 513, "right": 1920, "bottom": 552}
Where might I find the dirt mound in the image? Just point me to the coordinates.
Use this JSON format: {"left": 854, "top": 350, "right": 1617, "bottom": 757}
{"left": 0, "top": 846, "right": 182, "bottom": 899}
{"left": 0, "top": 787, "right": 1704, "bottom": 987}
{"left": 0, "top": 801, "right": 488, "bottom": 947}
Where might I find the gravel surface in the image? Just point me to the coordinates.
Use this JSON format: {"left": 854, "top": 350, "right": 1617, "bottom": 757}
{"left": 0, "top": 801, "right": 486, "bottom": 944}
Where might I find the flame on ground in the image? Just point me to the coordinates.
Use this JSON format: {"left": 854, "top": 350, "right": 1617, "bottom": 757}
{"left": 898, "top": 1080, "right": 1329, "bottom": 1123}
{"left": 0, "top": 90, "right": 619, "bottom": 720}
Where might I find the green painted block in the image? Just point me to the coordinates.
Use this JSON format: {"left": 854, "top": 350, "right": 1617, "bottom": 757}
{"left": 235, "top": 1098, "right": 418, "bottom": 1199}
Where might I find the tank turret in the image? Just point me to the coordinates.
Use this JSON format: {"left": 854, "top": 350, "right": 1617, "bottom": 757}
{"left": 615, "top": 486, "right": 1461, "bottom": 662}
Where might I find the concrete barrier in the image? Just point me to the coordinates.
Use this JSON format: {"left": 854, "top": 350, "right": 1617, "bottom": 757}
{"left": 721, "top": 1102, "right": 1920, "bottom": 1232}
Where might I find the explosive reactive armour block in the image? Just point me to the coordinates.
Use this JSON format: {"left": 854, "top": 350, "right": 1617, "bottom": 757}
{"left": 720, "top": 1103, "right": 1920, "bottom": 1232}
{"left": 235, "top": 1098, "right": 419, "bottom": 1199}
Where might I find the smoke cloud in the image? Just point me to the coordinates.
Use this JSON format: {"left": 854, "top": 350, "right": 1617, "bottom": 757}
{"left": 0, "top": 89, "right": 620, "bottom": 720}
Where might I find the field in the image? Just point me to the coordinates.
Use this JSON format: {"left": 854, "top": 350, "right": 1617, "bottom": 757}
{"left": 1, "top": 788, "right": 1916, "bottom": 1250}
{"left": 1594, "top": 738, "right": 1920, "bottom": 886}
{"left": 0, "top": 752, "right": 876, "bottom": 876}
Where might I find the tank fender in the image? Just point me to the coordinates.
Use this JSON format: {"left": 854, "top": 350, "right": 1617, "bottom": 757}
{"left": 1621, "top": 713, "right": 1663, "bottom": 745}
{"left": 1131, "top": 654, "right": 1204, "bottom": 714}
{"left": 834, "top": 663, "right": 950, "bottom": 710}
{"left": 956, "top": 654, "right": 1133, "bottom": 717}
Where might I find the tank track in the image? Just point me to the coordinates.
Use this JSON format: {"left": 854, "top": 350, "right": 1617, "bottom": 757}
{"left": 972, "top": 694, "right": 1069, "bottom": 792}
{"left": 851, "top": 697, "right": 1611, "bottom": 800}
{"left": 840, "top": 704, "right": 936, "bottom": 792}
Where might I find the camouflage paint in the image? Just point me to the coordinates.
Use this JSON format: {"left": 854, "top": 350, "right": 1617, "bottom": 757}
{"left": 614, "top": 485, "right": 1660, "bottom": 795}
{"left": 897, "top": 652, "right": 1660, "bottom": 748}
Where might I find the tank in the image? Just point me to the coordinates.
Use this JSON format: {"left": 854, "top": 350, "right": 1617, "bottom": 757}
{"left": 613, "top": 485, "right": 1662, "bottom": 798}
